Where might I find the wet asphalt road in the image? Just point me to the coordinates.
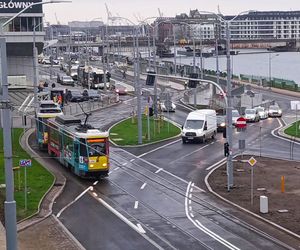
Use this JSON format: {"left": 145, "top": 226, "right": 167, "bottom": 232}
{"left": 36, "top": 65, "right": 300, "bottom": 249}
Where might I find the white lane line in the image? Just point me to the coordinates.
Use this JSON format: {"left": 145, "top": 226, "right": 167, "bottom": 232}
{"left": 140, "top": 183, "right": 147, "bottom": 190}
{"left": 137, "top": 139, "right": 181, "bottom": 158}
{"left": 189, "top": 200, "right": 192, "bottom": 205}
{"left": 130, "top": 159, "right": 135, "bottom": 162}
{"left": 185, "top": 182, "right": 240, "bottom": 250}
{"left": 92, "top": 192, "right": 98, "bottom": 197}
{"left": 190, "top": 213, "right": 194, "bottom": 218}
{"left": 122, "top": 162, "right": 127, "bottom": 166}
{"left": 114, "top": 167, "right": 120, "bottom": 171}
{"left": 190, "top": 188, "right": 193, "bottom": 193}
{"left": 113, "top": 148, "right": 205, "bottom": 193}
{"left": 169, "top": 144, "right": 210, "bottom": 165}
{"left": 206, "top": 158, "right": 227, "bottom": 171}
{"left": 137, "top": 224, "right": 146, "bottom": 234}
{"left": 155, "top": 168, "right": 163, "bottom": 174}
{"left": 57, "top": 186, "right": 93, "bottom": 218}
{"left": 93, "top": 181, "right": 98, "bottom": 186}
{"left": 134, "top": 201, "right": 139, "bottom": 209}
{"left": 97, "top": 197, "right": 146, "bottom": 234}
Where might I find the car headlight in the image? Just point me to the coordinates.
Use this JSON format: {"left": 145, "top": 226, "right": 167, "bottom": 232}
{"left": 220, "top": 122, "right": 226, "bottom": 127}
{"left": 278, "top": 110, "right": 282, "bottom": 114}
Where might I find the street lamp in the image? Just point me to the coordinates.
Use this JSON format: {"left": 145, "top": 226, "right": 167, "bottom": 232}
{"left": 268, "top": 53, "right": 279, "bottom": 88}
{"left": 0, "top": 1, "right": 71, "bottom": 249}
{"left": 198, "top": 10, "right": 254, "bottom": 190}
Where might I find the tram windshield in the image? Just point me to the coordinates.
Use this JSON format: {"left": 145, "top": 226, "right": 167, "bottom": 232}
{"left": 87, "top": 139, "right": 106, "bottom": 157}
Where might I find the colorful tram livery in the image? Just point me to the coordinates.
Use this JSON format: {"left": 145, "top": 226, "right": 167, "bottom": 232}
{"left": 47, "top": 115, "right": 110, "bottom": 178}
{"left": 36, "top": 101, "right": 63, "bottom": 150}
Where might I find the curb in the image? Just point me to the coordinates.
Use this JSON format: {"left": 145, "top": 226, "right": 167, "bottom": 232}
{"left": 204, "top": 156, "right": 300, "bottom": 241}
{"left": 17, "top": 128, "right": 67, "bottom": 231}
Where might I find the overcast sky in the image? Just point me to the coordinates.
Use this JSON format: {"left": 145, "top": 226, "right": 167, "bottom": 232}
{"left": 43, "top": 0, "right": 299, "bottom": 24}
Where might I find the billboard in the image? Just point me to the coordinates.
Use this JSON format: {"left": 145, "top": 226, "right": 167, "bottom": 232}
{"left": 0, "top": 0, "right": 43, "bottom": 14}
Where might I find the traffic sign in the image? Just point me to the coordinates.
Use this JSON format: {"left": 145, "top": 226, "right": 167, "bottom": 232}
{"left": 19, "top": 159, "right": 32, "bottom": 167}
{"left": 248, "top": 156, "right": 257, "bottom": 167}
{"left": 236, "top": 117, "right": 247, "bottom": 129}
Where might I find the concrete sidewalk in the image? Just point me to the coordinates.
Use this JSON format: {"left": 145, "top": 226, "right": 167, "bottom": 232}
{"left": 0, "top": 223, "right": 5, "bottom": 250}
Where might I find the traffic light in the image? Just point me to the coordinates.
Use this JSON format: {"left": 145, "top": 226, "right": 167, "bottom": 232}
{"left": 146, "top": 71, "right": 156, "bottom": 86}
{"left": 188, "top": 73, "right": 199, "bottom": 88}
{"left": 224, "top": 142, "right": 229, "bottom": 157}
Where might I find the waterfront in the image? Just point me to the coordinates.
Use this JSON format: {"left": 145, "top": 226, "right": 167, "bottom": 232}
{"left": 161, "top": 49, "right": 300, "bottom": 85}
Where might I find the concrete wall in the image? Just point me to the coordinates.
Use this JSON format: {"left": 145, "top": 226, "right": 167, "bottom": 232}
{"left": 7, "top": 56, "right": 34, "bottom": 86}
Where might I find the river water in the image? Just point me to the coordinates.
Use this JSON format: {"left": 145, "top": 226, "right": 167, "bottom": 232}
{"left": 161, "top": 49, "right": 300, "bottom": 85}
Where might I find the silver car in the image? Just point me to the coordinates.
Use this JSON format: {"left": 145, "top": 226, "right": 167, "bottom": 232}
{"left": 268, "top": 105, "right": 282, "bottom": 117}
{"left": 245, "top": 108, "right": 260, "bottom": 122}
{"left": 255, "top": 106, "right": 268, "bottom": 119}
{"left": 232, "top": 109, "right": 240, "bottom": 125}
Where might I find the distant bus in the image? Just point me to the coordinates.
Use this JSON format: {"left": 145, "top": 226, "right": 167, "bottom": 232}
{"left": 78, "top": 66, "right": 110, "bottom": 89}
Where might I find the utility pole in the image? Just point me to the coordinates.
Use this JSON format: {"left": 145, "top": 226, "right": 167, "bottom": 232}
{"left": 225, "top": 21, "right": 234, "bottom": 190}
{"left": 33, "top": 18, "right": 38, "bottom": 110}
{"left": 153, "top": 24, "right": 158, "bottom": 118}
{"left": 0, "top": 34, "right": 17, "bottom": 250}
{"left": 135, "top": 27, "right": 142, "bottom": 144}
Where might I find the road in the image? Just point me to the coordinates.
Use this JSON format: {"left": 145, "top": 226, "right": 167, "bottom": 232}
{"left": 33, "top": 64, "right": 300, "bottom": 249}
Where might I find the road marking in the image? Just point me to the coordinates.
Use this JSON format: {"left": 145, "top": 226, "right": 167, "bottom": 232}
{"left": 134, "top": 201, "right": 139, "bottom": 209}
{"left": 140, "top": 183, "right": 147, "bottom": 190}
{"left": 92, "top": 192, "right": 98, "bottom": 197}
{"left": 137, "top": 224, "right": 146, "bottom": 234}
{"left": 57, "top": 186, "right": 93, "bottom": 218}
{"left": 130, "top": 159, "right": 135, "bottom": 162}
{"left": 96, "top": 197, "right": 146, "bottom": 234}
{"left": 272, "top": 118, "right": 300, "bottom": 145}
{"left": 190, "top": 188, "right": 193, "bottom": 192}
{"left": 122, "top": 162, "right": 127, "bottom": 166}
{"left": 185, "top": 182, "right": 240, "bottom": 250}
{"left": 137, "top": 139, "right": 181, "bottom": 158}
{"left": 155, "top": 168, "right": 163, "bottom": 174}
{"left": 206, "top": 158, "right": 226, "bottom": 171}
{"left": 93, "top": 181, "right": 98, "bottom": 186}
{"left": 169, "top": 144, "right": 210, "bottom": 165}
{"left": 189, "top": 200, "right": 192, "bottom": 205}
{"left": 190, "top": 213, "right": 194, "bottom": 218}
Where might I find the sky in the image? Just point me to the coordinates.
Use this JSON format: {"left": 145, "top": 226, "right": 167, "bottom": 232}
{"left": 43, "top": 0, "right": 300, "bottom": 25}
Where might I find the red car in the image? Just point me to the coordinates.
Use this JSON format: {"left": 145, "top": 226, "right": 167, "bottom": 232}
{"left": 114, "top": 84, "right": 128, "bottom": 95}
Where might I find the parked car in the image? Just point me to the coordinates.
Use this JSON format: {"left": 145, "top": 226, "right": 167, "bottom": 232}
{"left": 268, "top": 105, "right": 282, "bottom": 117}
{"left": 216, "top": 115, "right": 226, "bottom": 132}
{"left": 82, "top": 89, "right": 101, "bottom": 101}
{"left": 67, "top": 90, "right": 84, "bottom": 102}
{"left": 159, "top": 100, "right": 176, "bottom": 112}
{"left": 232, "top": 109, "right": 240, "bottom": 125}
{"left": 244, "top": 108, "right": 260, "bottom": 122}
{"left": 255, "top": 106, "right": 268, "bottom": 119}
{"left": 114, "top": 84, "right": 128, "bottom": 95}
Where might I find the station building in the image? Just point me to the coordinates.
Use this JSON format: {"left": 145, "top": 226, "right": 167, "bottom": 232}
{"left": 0, "top": 0, "right": 44, "bottom": 88}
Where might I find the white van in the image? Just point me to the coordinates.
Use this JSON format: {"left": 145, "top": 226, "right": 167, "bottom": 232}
{"left": 182, "top": 109, "right": 217, "bottom": 143}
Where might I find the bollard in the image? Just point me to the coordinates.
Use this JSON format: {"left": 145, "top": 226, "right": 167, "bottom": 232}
{"left": 281, "top": 176, "right": 285, "bottom": 193}
{"left": 260, "top": 196, "right": 268, "bottom": 213}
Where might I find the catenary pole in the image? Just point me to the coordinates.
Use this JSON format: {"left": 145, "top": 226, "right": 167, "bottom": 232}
{"left": 0, "top": 2, "right": 71, "bottom": 249}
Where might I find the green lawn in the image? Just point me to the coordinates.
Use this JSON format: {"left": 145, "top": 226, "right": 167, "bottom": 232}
{"left": 284, "top": 121, "right": 300, "bottom": 138}
{"left": 0, "top": 129, "right": 54, "bottom": 221}
{"left": 110, "top": 115, "right": 181, "bottom": 146}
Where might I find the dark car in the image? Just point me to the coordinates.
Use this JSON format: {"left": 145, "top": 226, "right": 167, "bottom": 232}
{"left": 217, "top": 115, "right": 226, "bottom": 132}
{"left": 67, "top": 90, "right": 84, "bottom": 102}
{"left": 82, "top": 89, "right": 101, "bottom": 101}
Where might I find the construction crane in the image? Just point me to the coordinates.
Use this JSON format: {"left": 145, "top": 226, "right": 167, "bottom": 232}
{"left": 158, "top": 8, "right": 163, "bottom": 18}
{"left": 55, "top": 13, "right": 60, "bottom": 25}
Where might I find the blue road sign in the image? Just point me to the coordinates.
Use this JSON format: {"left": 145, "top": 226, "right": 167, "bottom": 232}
{"left": 19, "top": 159, "right": 32, "bottom": 167}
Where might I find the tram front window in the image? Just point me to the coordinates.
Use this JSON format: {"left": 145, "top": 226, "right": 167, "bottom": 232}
{"left": 88, "top": 141, "right": 106, "bottom": 157}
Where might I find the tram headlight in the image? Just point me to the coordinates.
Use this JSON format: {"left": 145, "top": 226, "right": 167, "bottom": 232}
{"left": 90, "top": 164, "right": 94, "bottom": 168}
{"left": 102, "top": 163, "right": 107, "bottom": 167}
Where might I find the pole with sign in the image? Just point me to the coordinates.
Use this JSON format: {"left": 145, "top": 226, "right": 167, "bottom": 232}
{"left": 248, "top": 156, "right": 257, "bottom": 206}
{"left": 19, "top": 159, "right": 32, "bottom": 210}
